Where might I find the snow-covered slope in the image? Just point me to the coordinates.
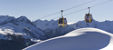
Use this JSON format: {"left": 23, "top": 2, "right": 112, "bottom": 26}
{"left": 24, "top": 28, "right": 113, "bottom": 50}
{"left": 0, "top": 28, "right": 26, "bottom": 40}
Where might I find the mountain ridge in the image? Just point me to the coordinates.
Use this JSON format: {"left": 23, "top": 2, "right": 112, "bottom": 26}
{"left": 0, "top": 15, "right": 113, "bottom": 40}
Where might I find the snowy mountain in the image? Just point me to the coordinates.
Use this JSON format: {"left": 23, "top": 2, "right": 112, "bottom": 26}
{"left": 0, "top": 15, "right": 46, "bottom": 50}
{"left": 24, "top": 28, "right": 113, "bottom": 50}
{"left": 0, "top": 15, "right": 47, "bottom": 40}
{"left": 0, "top": 15, "right": 113, "bottom": 50}
{"left": 0, "top": 15, "right": 113, "bottom": 40}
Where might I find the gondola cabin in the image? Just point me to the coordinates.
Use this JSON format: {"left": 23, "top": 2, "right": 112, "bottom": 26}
{"left": 58, "top": 10, "right": 67, "bottom": 27}
{"left": 85, "top": 13, "right": 93, "bottom": 23}
{"left": 58, "top": 17, "right": 67, "bottom": 27}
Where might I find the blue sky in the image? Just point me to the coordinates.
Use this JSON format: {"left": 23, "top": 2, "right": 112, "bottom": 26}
{"left": 0, "top": 0, "right": 113, "bottom": 23}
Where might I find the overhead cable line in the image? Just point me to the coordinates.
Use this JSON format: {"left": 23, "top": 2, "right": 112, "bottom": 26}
{"left": 39, "top": 11, "right": 60, "bottom": 19}
{"left": 90, "top": 0, "right": 113, "bottom": 8}
{"left": 63, "top": 0, "right": 97, "bottom": 11}
{"left": 64, "top": 8, "right": 87, "bottom": 16}
{"left": 63, "top": 0, "right": 113, "bottom": 16}
{"left": 39, "top": 0, "right": 97, "bottom": 19}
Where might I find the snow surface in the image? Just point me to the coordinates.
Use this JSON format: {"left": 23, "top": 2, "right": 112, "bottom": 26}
{"left": 0, "top": 28, "right": 25, "bottom": 40}
{"left": 24, "top": 28, "right": 113, "bottom": 50}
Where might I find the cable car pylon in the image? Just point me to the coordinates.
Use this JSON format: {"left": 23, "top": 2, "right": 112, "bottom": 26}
{"left": 58, "top": 10, "right": 67, "bottom": 27}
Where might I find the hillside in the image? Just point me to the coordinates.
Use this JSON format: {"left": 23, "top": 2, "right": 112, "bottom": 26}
{"left": 24, "top": 28, "right": 113, "bottom": 50}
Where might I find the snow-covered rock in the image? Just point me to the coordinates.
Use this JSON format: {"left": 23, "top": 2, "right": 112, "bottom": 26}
{"left": 24, "top": 28, "right": 113, "bottom": 50}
